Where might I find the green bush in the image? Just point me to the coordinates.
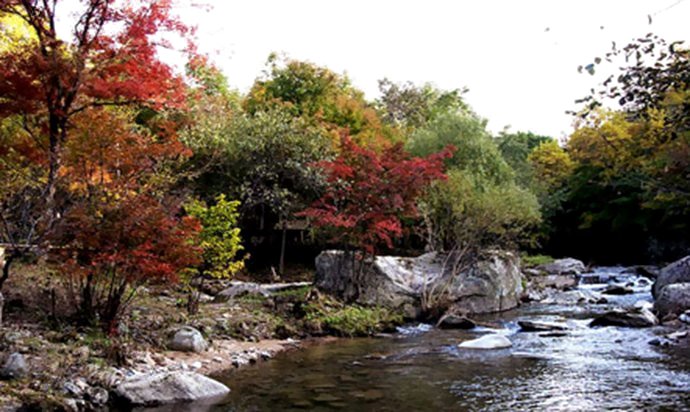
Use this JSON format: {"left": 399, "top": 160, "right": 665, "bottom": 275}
{"left": 305, "top": 302, "right": 403, "bottom": 337}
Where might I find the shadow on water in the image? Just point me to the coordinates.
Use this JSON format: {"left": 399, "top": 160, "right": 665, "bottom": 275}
{"left": 155, "top": 267, "right": 690, "bottom": 412}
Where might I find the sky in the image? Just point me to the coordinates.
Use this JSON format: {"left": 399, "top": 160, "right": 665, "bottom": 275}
{"left": 176, "top": 1, "right": 690, "bottom": 139}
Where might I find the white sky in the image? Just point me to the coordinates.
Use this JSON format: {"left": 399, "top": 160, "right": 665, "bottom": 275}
{"left": 180, "top": 1, "right": 690, "bottom": 138}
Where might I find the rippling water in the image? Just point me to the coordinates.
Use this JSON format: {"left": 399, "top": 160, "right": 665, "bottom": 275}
{"left": 205, "top": 267, "right": 690, "bottom": 412}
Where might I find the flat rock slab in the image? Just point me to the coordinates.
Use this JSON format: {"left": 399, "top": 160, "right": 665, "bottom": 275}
{"left": 114, "top": 371, "right": 230, "bottom": 406}
{"left": 518, "top": 320, "right": 568, "bottom": 332}
{"left": 458, "top": 334, "right": 512, "bottom": 349}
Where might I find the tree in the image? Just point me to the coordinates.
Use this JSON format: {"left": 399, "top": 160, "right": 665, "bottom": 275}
{"left": 376, "top": 79, "right": 468, "bottom": 132}
{"left": 495, "top": 131, "right": 552, "bottom": 188}
{"left": 407, "top": 112, "right": 515, "bottom": 184}
{"left": 185, "top": 194, "right": 244, "bottom": 314}
{"left": 244, "top": 55, "right": 398, "bottom": 149}
{"left": 421, "top": 170, "right": 541, "bottom": 254}
{"left": 299, "top": 135, "right": 453, "bottom": 256}
{"left": 0, "top": 0, "right": 198, "bottom": 329}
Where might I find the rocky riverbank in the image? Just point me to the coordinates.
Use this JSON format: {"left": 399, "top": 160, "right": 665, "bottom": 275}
{"left": 2, "top": 252, "right": 690, "bottom": 410}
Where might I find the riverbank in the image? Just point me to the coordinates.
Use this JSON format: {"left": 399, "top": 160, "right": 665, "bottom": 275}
{"left": 0, "top": 262, "right": 399, "bottom": 410}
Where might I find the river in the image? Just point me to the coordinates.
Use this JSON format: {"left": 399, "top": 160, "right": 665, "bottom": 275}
{"left": 207, "top": 267, "right": 690, "bottom": 411}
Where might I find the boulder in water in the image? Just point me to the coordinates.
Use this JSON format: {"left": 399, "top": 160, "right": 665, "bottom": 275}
{"left": 314, "top": 250, "right": 523, "bottom": 317}
{"left": 458, "top": 334, "right": 512, "bottom": 349}
{"left": 114, "top": 371, "right": 230, "bottom": 406}
{"left": 590, "top": 308, "right": 658, "bottom": 328}
{"left": 437, "top": 314, "right": 476, "bottom": 330}
{"left": 654, "top": 282, "right": 690, "bottom": 319}
{"left": 602, "top": 284, "right": 634, "bottom": 295}
{"left": 518, "top": 320, "right": 568, "bottom": 332}
{"left": 652, "top": 255, "right": 690, "bottom": 298}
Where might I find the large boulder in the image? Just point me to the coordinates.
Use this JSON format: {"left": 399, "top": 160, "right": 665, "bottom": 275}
{"left": 653, "top": 255, "right": 690, "bottom": 298}
{"left": 654, "top": 282, "right": 690, "bottom": 319}
{"left": 168, "top": 326, "right": 208, "bottom": 353}
{"left": 113, "top": 371, "right": 230, "bottom": 406}
{"left": 314, "top": 250, "right": 524, "bottom": 317}
{"left": 535, "top": 258, "right": 586, "bottom": 276}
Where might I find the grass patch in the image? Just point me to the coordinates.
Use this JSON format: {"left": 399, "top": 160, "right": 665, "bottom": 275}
{"left": 521, "top": 254, "right": 555, "bottom": 268}
{"left": 305, "top": 300, "right": 403, "bottom": 337}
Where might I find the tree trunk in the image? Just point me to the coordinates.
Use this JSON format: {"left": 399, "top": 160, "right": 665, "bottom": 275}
{"left": 279, "top": 219, "right": 287, "bottom": 275}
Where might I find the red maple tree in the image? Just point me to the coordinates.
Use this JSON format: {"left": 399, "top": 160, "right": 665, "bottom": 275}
{"left": 0, "top": 1, "right": 200, "bottom": 331}
{"left": 300, "top": 135, "right": 454, "bottom": 255}
{"left": 0, "top": 0, "right": 191, "bottom": 213}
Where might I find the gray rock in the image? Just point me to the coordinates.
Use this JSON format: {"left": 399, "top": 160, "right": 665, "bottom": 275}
{"left": 0, "top": 353, "right": 27, "bottom": 380}
{"left": 114, "top": 371, "right": 230, "bottom": 406}
{"left": 169, "top": 326, "right": 208, "bottom": 353}
{"left": 535, "top": 258, "right": 586, "bottom": 276}
{"left": 680, "top": 310, "right": 690, "bottom": 324}
{"left": 518, "top": 320, "right": 568, "bottom": 332}
{"left": 214, "top": 283, "right": 270, "bottom": 302}
{"left": 654, "top": 282, "right": 690, "bottom": 319}
{"left": 213, "top": 281, "right": 312, "bottom": 303}
{"left": 458, "top": 334, "right": 512, "bottom": 349}
{"left": 602, "top": 284, "right": 634, "bottom": 295}
{"left": 630, "top": 265, "right": 659, "bottom": 280}
{"left": 314, "top": 250, "right": 523, "bottom": 317}
{"left": 590, "top": 308, "right": 658, "bottom": 328}
{"left": 437, "top": 314, "right": 476, "bottom": 330}
{"left": 528, "top": 274, "right": 578, "bottom": 291}
{"left": 86, "top": 386, "right": 109, "bottom": 406}
{"left": 542, "top": 289, "right": 607, "bottom": 305}
{"left": 653, "top": 255, "right": 690, "bottom": 298}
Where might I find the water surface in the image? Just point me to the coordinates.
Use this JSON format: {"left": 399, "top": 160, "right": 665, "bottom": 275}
{"left": 211, "top": 267, "right": 690, "bottom": 411}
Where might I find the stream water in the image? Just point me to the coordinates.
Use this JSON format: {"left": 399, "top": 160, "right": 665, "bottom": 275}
{"left": 207, "top": 267, "right": 690, "bottom": 411}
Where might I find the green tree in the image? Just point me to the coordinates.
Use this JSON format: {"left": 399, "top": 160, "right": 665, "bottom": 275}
{"left": 496, "top": 131, "right": 552, "bottom": 188}
{"left": 376, "top": 79, "right": 468, "bottom": 132}
{"left": 407, "top": 112, "right": 514, "bottom": 184}
{"left": 185, "top": 194, "right": 245, "bottom": 313}
{"left": 245, "top": 55, "right": 398, "bottom": 149}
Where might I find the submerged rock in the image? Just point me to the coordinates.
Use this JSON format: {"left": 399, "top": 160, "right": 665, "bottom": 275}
{"left": 458, "top": 334, "right": 512, "bottom": 349}
{"left": 314, "top": 250, "right": 523, "bottom": 317}
{"left": 602, "top": 284, "right": 635, "bottom": 295}
{"left": 114, "top": 371, "right": 230, "bottom": 406}
{"left": 518, "top": 320, "right": 568, "bottom": 332}
{"left": 535, "top": 258, "right": 586, "bottom": 276}
{"left": 653, "top": 255, "right": 690, "bottom": 298}
{"left": 168, "top": 326, "right": 208, "bottom": 353}
{"left": 590, "top": 308, "right": 658, "bottom": 328}
{"left": 654, "top": 282, "right": 690, "bottom": 319}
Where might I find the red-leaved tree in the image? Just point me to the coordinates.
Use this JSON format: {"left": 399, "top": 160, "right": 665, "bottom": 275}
{"left": 299, "top": 136, "right": 454, "bottom": 255}
{"left": 0, "top": 0, "right": 200, "bottom": 330}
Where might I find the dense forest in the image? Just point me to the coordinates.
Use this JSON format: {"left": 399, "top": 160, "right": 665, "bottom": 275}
{"left": 0, "top": 1, "right": 689, "bottom": 335}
